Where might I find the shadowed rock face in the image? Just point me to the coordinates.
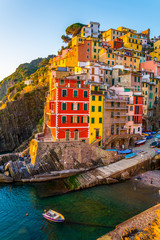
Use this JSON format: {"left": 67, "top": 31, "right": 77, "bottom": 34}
{"left": 0, "top": 87, "right": 47, "bottom": 153}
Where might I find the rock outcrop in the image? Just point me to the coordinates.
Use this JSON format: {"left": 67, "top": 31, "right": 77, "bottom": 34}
{"left": 0, "top": 87, "right": 47, "bottom": 153}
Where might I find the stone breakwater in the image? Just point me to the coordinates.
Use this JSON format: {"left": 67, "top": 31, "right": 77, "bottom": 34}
{"left": 0, "top": 141, "right": 123, "bottom": 183}
{"left": 97, "top": 204, "right": 160, "bottom": 240}
{"left": 0, "top": 139, "right": 158, "bottom": 188}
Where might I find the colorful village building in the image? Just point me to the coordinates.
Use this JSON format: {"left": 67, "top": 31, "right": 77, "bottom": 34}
{"left": 45, "top": 76, "right": 90, "bottom": 142}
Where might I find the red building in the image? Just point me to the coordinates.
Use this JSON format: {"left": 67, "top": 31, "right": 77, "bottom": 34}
{"left": 109, "top": 38, "right": 124, "bottom": 49}
{"left": 133, "top": 94, "right": 143, "bottom": 134}
{"left": 46, "top": 77, "right": 90, "bottom": 142}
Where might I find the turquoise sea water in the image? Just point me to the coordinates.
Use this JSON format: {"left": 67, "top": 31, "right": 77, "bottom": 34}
{"left": 0, "top": 180, "right": 159, "bottom": 240}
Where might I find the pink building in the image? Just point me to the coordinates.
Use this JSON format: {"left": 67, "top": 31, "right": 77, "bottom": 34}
{"left": 140, "top": 60, "right": 160, "bottom": 76}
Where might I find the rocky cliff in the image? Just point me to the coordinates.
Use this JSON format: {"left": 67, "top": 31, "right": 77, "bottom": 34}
{"left": 0, "top": 87, "right": 47, "bottom": 153}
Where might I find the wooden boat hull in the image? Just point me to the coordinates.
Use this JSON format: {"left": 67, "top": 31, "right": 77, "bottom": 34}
{"left": 125, "top": 153, "right": 136, "bottom": 159}
{"left": 135, "top": 140, "right": 146, "bottom": 146}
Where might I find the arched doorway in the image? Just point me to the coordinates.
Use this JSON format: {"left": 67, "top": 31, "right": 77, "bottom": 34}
{"left": 66, "top": 129, "right": 70, "bottom": 141}
{"left": 111, "top": 141, "right": 116, "bottom": 149}
{"left": 74, "top": 129, "right": 79, "bottom": 140}
{"left": 129, "top": 137, "right": 134, "bottom": 147}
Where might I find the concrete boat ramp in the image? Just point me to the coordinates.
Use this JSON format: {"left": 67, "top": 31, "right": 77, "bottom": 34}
{"left": 68, "top": 139, "right": 156, "bottom": 191}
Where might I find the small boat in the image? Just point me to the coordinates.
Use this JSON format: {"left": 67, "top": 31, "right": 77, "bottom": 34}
{"left": 125, "top": 153, "right": 136, "bottom": 159}
{"left": 155, "top": 149, "right": 160, "bottom": 154}
{"left": 42, "top": 210, "right": 65, "bottom": 222}
{"left": 117, "top": 149, "right": 132, "bottom": 154}
{"left": 150, "top": 142, "right": 157, "bottom": 148}
{"left": 105, "top": 149, "right": 117, "bottom": 152}
{"left": 135, "top": 139, "right": 146, "bottom": 146}
{"left": 146, "top": 135, "right": 153, "bottom": 139}
{"left": 142, "top": 133, "right": 149, "bottom": 136}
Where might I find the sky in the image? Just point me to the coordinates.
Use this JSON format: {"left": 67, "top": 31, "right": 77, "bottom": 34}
{"left": 0, "top": 0, "right": 160, "bottom": 80}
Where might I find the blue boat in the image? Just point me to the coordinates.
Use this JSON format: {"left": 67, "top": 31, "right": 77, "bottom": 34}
{"left": 125, "top": 153, "right": 136, "bottom": 159}
{"left": 105, "top": 149, "right": 117, "bottom": 152}
{"left": 151, "top": 131, "right": 156, "bottom": 135}
{"left": 146, "top": 135, "right": 153, "bottom": 139}
{"left": 155, "top": 149, "right": 160, "bottom": 154}
{"left": 118, "top": 149, "right": 132, "bottom": 154}
{"left": 156, "top": 134, "right": 160, "bottom": 139}
{"left": 135, "top": 139, "right": 146, "bottom": 146}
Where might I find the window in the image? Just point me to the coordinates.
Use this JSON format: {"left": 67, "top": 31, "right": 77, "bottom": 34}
{"left": 98, "top": 106, "right": 101, "bottom": 112}
{"left": 94, "top": 49, "right": 96, "bottom": 53}
{"left": 108, "top": 54, "right": 110, "bottom": 58}
{"left": 135, "top": 86, "right": 137, "bottom": 91}
{"left": 106, "top": 78, "right": 108, "bottom": 83}
{"left": 138, "top": 127, "right": 140, "bottom": 132}
{"left": 87, "top": 43, "right": 90, "bottom": 45}
{"left": 134, "top": 76, "right": 137, "bottom": 82}
{"left": 138, "top": 77, "right": 140, "bottom": 82}
{"left": 111, "top": 112, "right": 114, "bottom": 118}
{"left": 87, "top": 55, "right": 89, "bottom": 59}
{"left": 130, "top": 106, "right": 133, "bottom": 111}
{"left": 73, "top": 90, "right": 78, "bottom": 97}
{"left": 110, "top": 71, "right": 112, "bottom": 75}
{"left": 84, "top": 91, "right": 88, "bottom": 98}
{"left": 62, "top": 116, "right": 66, "bottom": 123}
{"left": 72, "top": 103, "right": 79, "bottom": 110}
{"left": 138, "top": 86, "right": 140, "bottom": 91}
{"left": 91, "top": 118, "right": 95, "bottom": 124}
{"left": 99, "top": 118, "right": 102, "bottom": 123}
{"left": 62, "top": 103, "right": 66, "bottom": 110}
{"left": 124, "top": 57, "right": 126, "bottom": 60}
{"left": 84, "top": 103, "right": 88, "bottom": 110}
{"left": 106, "top": 70, "right": 108, "bottom": 74}
{"left": 150, "top": 85, "right": 152, "bottom": 90}
{"left": 130, "top": 58, "right": 132, "bottom": 62}
{"left": 71, "top": 116, "right": 73, "bottom": 123}
{"left": 128, "top": 116, "right": 130, "bottom": 121}
{"left": 99, "top": 96, "right": 102, "bottom": 101}
{"left": 118, "top": 77, "right": 121, "bottom": 83}
{"left": 134, "top": 59, "right": 136, "bottom": 63}
{"left": 111, "top": 102, "right": 114, "bottom": 107}
{"left": 92, "top": 106, "right": 95, "bottom": 112}
{"left": 62, "top": 89, "right": 67, "bottom": 97}
{"left": 77, "top": 116, "right": 79, "bottom": 123}
{"left": 94, "top": 42, "right": 96, "bottom": 46}
{"left": 112, "top": 61, "right": 114, "bottom": 65}
{"left": 60, "top": 80, "right": 64, "bottom": 85}
{"left": 95, "top": 86, "right": 98, "bottom": 91}
{"left": 92, "top": 96, "right": 95, "bottom": 101}
{"left": 135, "top": 97, "right": 138, "bottom": 104}
{"left": 149, "top": 93, "right": 153, "bottom": 99}
{"left": 112, "top": 54, "right": 114, "bottom": 58}
{"left": 135, "top": 106, "right": 139, "bottom": 114}
{"left": 117, "top": 102, "right": 120, "bottom": 107}
{"left": 81, "top": 116, "right": 83, "bottom": 123}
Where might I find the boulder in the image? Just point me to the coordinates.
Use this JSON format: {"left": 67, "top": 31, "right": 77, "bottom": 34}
{"left": 106, "top": 178, "right": 118, "bottom": 184}
{"left": 0, "top": 165, "right": 4, "bottom": 173}
{"left": 121, "top": 171, "right": 130, "bottom": 180}
{"left": 0, "top": 173, "right": 13, "bottom": 183}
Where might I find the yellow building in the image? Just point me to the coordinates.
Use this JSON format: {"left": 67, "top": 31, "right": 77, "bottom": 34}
{"left": 150, "top": 51, "right": 160, "bottom": 61}
{"left": 102, "top": 28, "right": 124, "bottom": 41}
{"left": 89, "top": 84, "right": 104, "bottom": 146}
{"left": 120, "top": 32, "right": 142, "bottom": 51}
{"left": 154, "top": 40, "right": 160, "bottom": 52}
{"left": 117, "top": 26, "right": 137, "bottom": 33}
{"left": 72, "top": 36, "right": 85, "bottom": 47}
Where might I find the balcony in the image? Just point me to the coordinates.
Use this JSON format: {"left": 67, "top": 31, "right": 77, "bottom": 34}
{"left": 105, "top": 106, "right": 126, "bottom": 110}
{"left": 113, "top": 120, "right": 127, "bottom": 124}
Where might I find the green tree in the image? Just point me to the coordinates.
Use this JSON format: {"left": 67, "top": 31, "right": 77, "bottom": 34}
{"left": 65, "top": 23, "right": 84, "bottom": 37}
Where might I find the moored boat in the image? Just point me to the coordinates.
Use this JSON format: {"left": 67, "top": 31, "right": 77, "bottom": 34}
{"left": 125, "top": 153, "right": 136, "bottom": 159}
{"left": 135, "top": 139, "right": 146, "bottom": 146}
{"left": 42, "top": 210, "right": 65, "bottom": 222}
{"left": 117, "top": 149, "right": 132, "bottom": 154}
{"left": 155, "top": 149, "right": 160, "bottom": 154}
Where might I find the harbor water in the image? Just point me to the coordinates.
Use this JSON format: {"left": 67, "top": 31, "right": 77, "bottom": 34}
{"left": 0, "top": 179, "right": 159, "bottom": 240}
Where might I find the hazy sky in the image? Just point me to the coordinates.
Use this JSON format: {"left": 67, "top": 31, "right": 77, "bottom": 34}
{"left": 0, "top": 0, "right": 160, "bottom": 80}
